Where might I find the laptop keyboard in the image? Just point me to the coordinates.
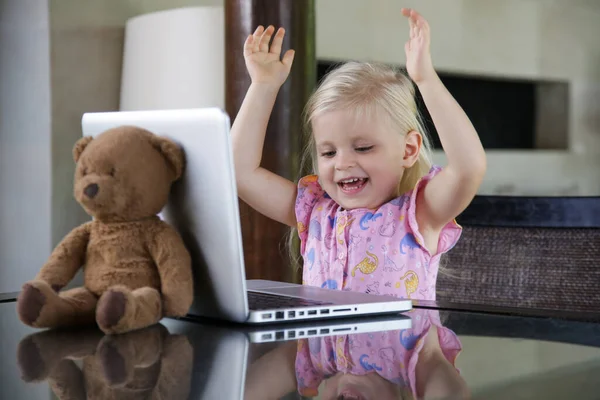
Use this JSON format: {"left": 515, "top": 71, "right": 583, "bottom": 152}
{"left": 248, "top": 291, "right": 333, "bottom": 311}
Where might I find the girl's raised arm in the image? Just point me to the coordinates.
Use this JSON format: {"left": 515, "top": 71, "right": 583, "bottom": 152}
{"left": 231, "top": 25, "right": 298, "bottom": 228}
{"left": 402, "top": 9, "right": 487, "bottom": 233}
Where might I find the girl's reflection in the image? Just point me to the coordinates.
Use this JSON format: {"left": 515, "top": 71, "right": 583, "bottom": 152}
{"left": 295, "top": 309, "right": 469, "bottom": 399}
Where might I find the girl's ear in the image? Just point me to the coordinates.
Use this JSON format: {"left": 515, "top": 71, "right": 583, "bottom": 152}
{"left": 402, "top": 130, "right": 422, "bottom": 168}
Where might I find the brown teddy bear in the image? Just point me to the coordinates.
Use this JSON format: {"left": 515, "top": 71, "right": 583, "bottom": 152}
{"left": 17, "top": 323, "right": 193, "bottom": 399}
{"left": 16, "top": 126, "right": 194, "bottom": 335}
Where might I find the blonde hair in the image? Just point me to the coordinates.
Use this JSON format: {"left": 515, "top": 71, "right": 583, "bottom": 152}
{"left": 287, "top": 61, "right": 434, "bottom": 281}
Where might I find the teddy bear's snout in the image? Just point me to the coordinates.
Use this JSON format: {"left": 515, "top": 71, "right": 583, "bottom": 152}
{"left": 84, "top": 183, "right": 99, "bottom": 199}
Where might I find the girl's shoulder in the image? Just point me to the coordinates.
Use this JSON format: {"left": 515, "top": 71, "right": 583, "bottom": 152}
{"left": 402, "top": 165, "right": 462, "bottom": 256}
{"left": 373, "top": 165, "right": 444, "bottom": 214}
{"left": 364, "top": 165, "right": 461, "bottom": 258}
{"left": 294, "top": 175, "right": 337, "bottom": 255}
{"left": 295, "top": 175, "right": 329, "bottom": 217}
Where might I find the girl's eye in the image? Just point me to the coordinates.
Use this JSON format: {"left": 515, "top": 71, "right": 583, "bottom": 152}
{"left": 110, "top": 168, "right": 116, "bottom": 177}
{"left": 321, "top": 151, "right": 336, "bottom": 158}
{"left": 356, "top": 146, "right": 374, "bottom": 152}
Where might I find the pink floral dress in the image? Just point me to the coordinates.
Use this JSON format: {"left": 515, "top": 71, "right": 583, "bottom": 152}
{"left": 295, "top": 165, "right": 462, "bottom": 300}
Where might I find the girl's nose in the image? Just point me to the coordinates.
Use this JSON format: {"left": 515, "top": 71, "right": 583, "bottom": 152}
{"left": 335, "top": 152, "right": 356, "bottom": 171}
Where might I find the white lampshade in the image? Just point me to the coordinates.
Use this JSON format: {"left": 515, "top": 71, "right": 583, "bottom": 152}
{"left": 119, "top": 6, "right": 224, "bottom": 111}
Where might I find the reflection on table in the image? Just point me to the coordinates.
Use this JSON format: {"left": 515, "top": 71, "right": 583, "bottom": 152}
{"left": 4, "top": 299, "right": 600, "bottom": 400}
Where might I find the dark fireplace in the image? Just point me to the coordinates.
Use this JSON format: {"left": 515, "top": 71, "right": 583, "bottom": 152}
{"left": 317, "top": 60, "right": 568, "bottom": 150}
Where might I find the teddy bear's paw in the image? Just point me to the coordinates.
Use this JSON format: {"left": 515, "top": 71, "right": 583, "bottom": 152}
{"left": 17, "top": 282, "right": 49, "bottom": 326}
{"left": 97, "top": 286, "right": 163, "bottom": 335}
{"left": 96, "top": 288, "right": 129, "bottom": 333}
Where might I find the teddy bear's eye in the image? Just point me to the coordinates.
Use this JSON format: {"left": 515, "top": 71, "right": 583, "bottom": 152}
{"left": 82, "top": 168, "right": 88, "bottom": 176}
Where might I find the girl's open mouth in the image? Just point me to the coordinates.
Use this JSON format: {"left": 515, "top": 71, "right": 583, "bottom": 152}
{"left": 338, "top": 178, "right": 368, "bottom": 194}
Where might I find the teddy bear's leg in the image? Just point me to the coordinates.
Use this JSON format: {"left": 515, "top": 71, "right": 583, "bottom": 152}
{"left": 97, "top": 324, "right": 167, "bottom": 386}
{"left": 17, "top": 328, "right": 103, "bottom": 382}
{"left": 17, "top": 280, "right": 97, "bottom": 328}
{"left": 96, "top": 285, "right": 162, "bottom": 335}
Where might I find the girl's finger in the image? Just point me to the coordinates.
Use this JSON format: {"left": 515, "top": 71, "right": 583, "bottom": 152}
{"left": 252, "top": 25, "right": 264, "bottom": 53}
{"left": 409, "top": 17, "right": 416, "bottom": 39}
{"left": 402, "top": 8, "right": 414, "bottom": 38}
{"left": 269, "top": 27, "right": 285, "bottom": 56}
{"left": 421, "top": 17, "right": 431, "bottom": 35}
{"left": 243, "top": 34, "right": 254, "bottom": 57}
{"left": 412, "top": 9, "right": 429, "bottom": 32}
{"left": 415, "top": 14, "right": 430, "bottom": 41}
{"left": 411, "top": 10, "right": 420, "bottom": 32}
{"left": 281, "top": 49, "right": 295, "bottom": 69}
{"left": 259, "top": 25, "right": 275, "bottom": 53}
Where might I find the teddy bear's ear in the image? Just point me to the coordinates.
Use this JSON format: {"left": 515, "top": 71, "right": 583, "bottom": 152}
{"left": 152, "top": 136, "right": 185, "bottom": 180}
{"left": 73, "top": 136, "right": 94, "bottom": 163}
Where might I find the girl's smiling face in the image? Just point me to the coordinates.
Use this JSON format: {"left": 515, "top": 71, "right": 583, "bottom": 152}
{"left": 312, "top": 109, "right": 420, "bottom": 210}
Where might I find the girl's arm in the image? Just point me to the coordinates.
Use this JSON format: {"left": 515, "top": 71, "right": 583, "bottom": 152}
{"left": 402, "top": 9, "right": 487, "bottom": 232}
{"left": 231, "top": 25, "right": 298, "bottom": 228}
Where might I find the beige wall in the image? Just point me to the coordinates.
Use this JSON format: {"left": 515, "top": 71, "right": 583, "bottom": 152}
{"left": 316, "top": 0, "right": 600, "bottom": 196}
{"left": 50, "top": 0, "right": 222, "bottom": 29}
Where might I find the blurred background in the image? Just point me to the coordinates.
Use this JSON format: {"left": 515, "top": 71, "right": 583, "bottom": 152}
{"left": 2, "top": 0, "right": 599, "bottom": 284}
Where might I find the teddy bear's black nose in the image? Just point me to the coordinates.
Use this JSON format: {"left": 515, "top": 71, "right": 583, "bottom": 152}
{"left": 84, "top": 183, "right": 99, "bottom": 198}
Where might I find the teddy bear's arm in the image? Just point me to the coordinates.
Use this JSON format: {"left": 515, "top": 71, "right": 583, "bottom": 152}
{"left": 36, "top": 222, "right": 92, "bottom": 291}
{"left": 148, "top": 224, "right": 193, "bottom": 317}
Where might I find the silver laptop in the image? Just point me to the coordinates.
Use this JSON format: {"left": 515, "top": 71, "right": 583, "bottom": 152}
{"left": 81, "top": 107, "right": 412, "bottom": 324}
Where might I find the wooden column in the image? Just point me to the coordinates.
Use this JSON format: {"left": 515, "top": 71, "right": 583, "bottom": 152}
{"left": 225, "top": 0, "right": 316, "bottom": 282}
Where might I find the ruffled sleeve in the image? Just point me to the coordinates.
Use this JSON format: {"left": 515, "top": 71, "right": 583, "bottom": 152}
{"left": 294, "top": 175, "right": 325, "bottom": 255}
{"left": 406, "top": 165, "right": 463, "bottom": 257}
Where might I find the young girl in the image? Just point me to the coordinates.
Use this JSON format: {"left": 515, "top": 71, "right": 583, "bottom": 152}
{"left": 231, "top": 8, "right": 486, "bottom": 301}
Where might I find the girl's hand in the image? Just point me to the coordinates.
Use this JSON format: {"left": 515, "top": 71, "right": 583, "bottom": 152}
{"left": 244, "top": 25, "right": 295, "bottom": 87}
{"left": 401, "top": 8, "right": 436, "bottom": 84}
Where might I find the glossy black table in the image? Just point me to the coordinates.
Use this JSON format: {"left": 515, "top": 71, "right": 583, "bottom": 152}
{"left": 2, "top": 298, "right": 600, "bottom": 400}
